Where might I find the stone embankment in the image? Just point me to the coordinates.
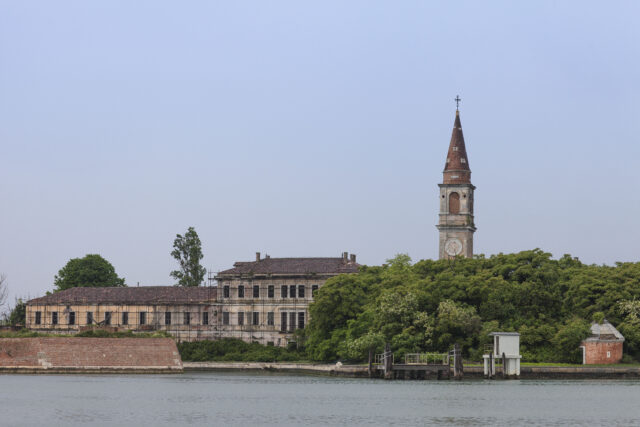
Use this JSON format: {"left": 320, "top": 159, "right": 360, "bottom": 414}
{"left": 184, "top": 361, "right": 369, "bottom": 377}
{"left": 0, "top": 338, "right": 183, "bottom": 373}
{"left": 184, "top": 362, "right": 640, "bottom": 379}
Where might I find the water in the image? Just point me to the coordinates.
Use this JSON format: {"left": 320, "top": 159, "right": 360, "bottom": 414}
{"left": 1, "top": 372, "right": 640, "bottom": 426}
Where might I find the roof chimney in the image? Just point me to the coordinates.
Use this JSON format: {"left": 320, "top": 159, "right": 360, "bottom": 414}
{"left": 266, "top": 254, "right": 270, "bottom": 259}
{"left": 342, "top": 252, "right": 348, "bottom": 262}
{"left": 350, "top": 254, "right": 356, "bottom": 263}
{"left": 256, "top": 252, "right": 261, "bottom": 262}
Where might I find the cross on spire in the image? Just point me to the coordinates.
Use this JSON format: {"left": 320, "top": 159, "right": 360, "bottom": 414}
{"left": 455, "top": 95, "right": 461, "bottom": 110}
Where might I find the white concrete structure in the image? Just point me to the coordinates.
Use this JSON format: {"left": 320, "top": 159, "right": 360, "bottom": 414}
{"left": 483, "top": 332, "right": 521, "bottom": 377}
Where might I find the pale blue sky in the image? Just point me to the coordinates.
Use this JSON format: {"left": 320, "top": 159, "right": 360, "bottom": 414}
{"left": 1, "top": 1, "right": 639, "bottom": 302}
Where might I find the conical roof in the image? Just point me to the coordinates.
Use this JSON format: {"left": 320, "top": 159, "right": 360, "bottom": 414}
{"left": 443, "top": 110, "right": 471, "bottom": 184}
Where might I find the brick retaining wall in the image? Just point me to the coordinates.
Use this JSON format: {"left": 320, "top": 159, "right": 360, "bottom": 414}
{"left": 0, "top": 338, "right": 182, "bottom": 373}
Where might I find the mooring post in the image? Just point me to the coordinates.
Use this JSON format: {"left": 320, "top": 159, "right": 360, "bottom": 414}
{"left": 452, "top": 344, "right": 457, "bottom": 379}
{"left": 384, "top": 342, "right": 393, "bottom": 380}
{"left": 488, "top": 351, "right": 493, "bottom": 379}
{"left": 368, "top": 348, "right": 373, "bottom": 378}
{"left": 502, "top": 352, "right": 506, "bottom": 378}
{"left": 454, "top": 343, "right": 463, "bottom": 380}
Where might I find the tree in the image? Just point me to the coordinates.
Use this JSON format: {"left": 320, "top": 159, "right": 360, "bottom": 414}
{"left": 8, "top": 298, "right": 26, "bottom": 326}
{"left": 54, "top": 254, "right": 126, "bottom": 291}
{"left": 0, "top": 274, "right": 7, "bottom": 311}
{"left": 170, "top": 227, "right": 206, "bottom": 287}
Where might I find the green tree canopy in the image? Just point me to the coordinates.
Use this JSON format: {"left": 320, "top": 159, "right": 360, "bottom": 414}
{"left": 54, "top": 254, "right": 126, "bottom": 291}
{"left": 302, "top": 250, "right": 640, "bottom": 364}
{"left": 8, "top": 298, "right": 26, "bottom": 326}
{"left": 170, "top": 227, "right": 206, "bottom": 287}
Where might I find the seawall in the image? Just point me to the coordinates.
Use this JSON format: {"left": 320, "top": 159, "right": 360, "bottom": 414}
{"left": 183, "top": 362, "right": 640, "bottom": 379}
{"left": 0, "top": 338, "right": 183, "bottom": 374}
{"left": 184, "top": 361, "right": 369, "bottom": 377}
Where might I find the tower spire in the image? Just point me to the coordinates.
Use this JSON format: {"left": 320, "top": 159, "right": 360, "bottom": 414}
{"left": 443, "top": 108, "right": 471, "bottom": 184}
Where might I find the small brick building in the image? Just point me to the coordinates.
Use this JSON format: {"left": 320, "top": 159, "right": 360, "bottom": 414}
{"left": 580, "top": 320, "right": 625, "bottom": 364}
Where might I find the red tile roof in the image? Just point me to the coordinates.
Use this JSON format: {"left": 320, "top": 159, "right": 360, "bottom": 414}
{"left": 27, "top": 286, "right": 216, "bottom": 305}
{"left": 217, "top": 257, "right": 360, "bottom": 276}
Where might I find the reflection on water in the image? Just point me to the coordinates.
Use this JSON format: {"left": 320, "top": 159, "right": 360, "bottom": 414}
{"left": 1, "top": 372, "right": 640, "bottom": 426}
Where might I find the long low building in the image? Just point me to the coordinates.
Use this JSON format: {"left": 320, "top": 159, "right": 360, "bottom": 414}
{"left": 26, "top": 286, "right": 217, "bottom": 341}
{"left": 26, "top": 252, "right": 359, "bottom": 346}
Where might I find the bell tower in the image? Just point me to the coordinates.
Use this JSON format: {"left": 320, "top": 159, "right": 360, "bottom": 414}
{"left": 436, "top": 100, "right": 476, "bottom": 259}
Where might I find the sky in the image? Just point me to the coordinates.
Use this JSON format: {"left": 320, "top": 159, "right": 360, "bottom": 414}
{"left": 1, "top": 1, "right": 639, "bottom": 303}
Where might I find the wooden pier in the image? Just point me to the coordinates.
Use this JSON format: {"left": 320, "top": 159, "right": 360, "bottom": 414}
{"left": 369, "top": 343, "right": 463, "bottom": 380}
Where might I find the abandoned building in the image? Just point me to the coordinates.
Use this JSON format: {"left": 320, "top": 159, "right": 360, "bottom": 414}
{"left": 215, "top": 252, "right": 359, "bottom": 346}
{"left": 25, "top": 252, "right": 359, "bottom": 346}
{"left": 25, "top": 286, "right": 217, "bottom": 341}
{"left": 580, "top": 320, "right": 625, "bottom": 364}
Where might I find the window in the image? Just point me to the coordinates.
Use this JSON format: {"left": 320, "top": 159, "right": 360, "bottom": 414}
{"left": 252, "top": 312, "right": 259, "bottom": 326}
{"left": 280, "top": 312, "right": 287, "bottom": 332}
{"left": 238, "top": 312, "right": 244, "bottom": 326}
{"left": 281, "top": 285, "right": 287, "bottom": 298}
{"left": 87, "top": 312, "right": 94, "bottom": 324}
{"left": 449, "top": 192, "right": 460, "bottom": 214}
{"left": 267, "top": 341, "right": 274, "bottom": 346}
{"left": 312, "top": 285, "right": 319, "bottom": 297}
{"left": 139, "top": 312, "right": 146, "bottom": 325}
{"left": 298, "top": 312, "right": 305, "bottom": 329}
{"left": 253, "top": 285, "right": 260, "bottom": 298}
{"left": 289, "top": 285, "right": 296, "bottom": 299}
{"left": 104, "top": 312, "right": 112, "bottom": 325}
{"left": 69, "top": 312, "right": 76, "bottom": 325}
{"left": 165, "top": 312, "right": 171, "bottom": 325}
{"left": 122, "top": 312, "right": 128, "bottom": 325}
{"left": 223, "top": 285, "right": 230, "bottom": 298}
{"left": 184, "top": 312, "right": 191, "bottom": 325}
{"left": 52, "top": 312, "right": 58, "bottom": 325}
{"left": 298, "top": 285, "right": 305, "bottom": 298}
{"left": 238, "top": 285, "right": 245, "bottom": 298}
{"left": 267, "top": 312, "right": 274, "bottom": 326}
{"left": 453, "top": 146, "right": 459, "bottom": 151}
{"left": 35, "top": 311, "right": 42, "bottom": 325}
{"left": 203, "top": 312, "right": 209, "bottom": 325}
{"left": 268, "top": 285, "right": 274, "bottom": 298}
{"left": 461, "top": 158, "right": 466, "bottom": 163}
{"left": 223, "top": 312, "right": 229, "bottom": 325}
{"left": 289, "top": 312, "right": 296, "bottom": 332}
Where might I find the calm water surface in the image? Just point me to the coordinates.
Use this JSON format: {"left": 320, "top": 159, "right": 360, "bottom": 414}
{"left": 1, "top": 372, "right": 640, "bottom": 426}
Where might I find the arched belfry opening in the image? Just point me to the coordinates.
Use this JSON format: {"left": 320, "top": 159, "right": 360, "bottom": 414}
{"left": 449, "top": 192, "right": 460, "bottom": 214}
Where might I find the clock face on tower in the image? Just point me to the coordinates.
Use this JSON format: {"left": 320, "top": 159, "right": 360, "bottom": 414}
{"left": 444, "top": 238, "right": 463, "bottom": 256}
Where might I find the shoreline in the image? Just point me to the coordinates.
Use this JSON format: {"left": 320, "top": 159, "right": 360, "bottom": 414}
{"left": 182, "top": 361, "right": 640, "bottom": 379}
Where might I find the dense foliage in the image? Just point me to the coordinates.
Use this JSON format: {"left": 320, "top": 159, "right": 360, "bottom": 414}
{"left": 171, "top": 227, "right": 207, "bottom": 287}
{"left": 0, "top": 329, "right": 172, "bottom": 338}
{"left": 178, "top": 339, "right": 304, "bottom": 362}
{"left": 301, "top": 250, "right": 640, "bottom": 364}
{"left": 54, "top": 254, "right": 126, "bottom": 291}
{"left": 75, "top": 329, "right": 172, "bottom": 338}
{"left": 8, "top": 299, "right": 26, "bottom": 326}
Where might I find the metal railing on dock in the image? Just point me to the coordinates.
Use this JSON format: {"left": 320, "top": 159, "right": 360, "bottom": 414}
{"left": 404, "top": 353, "right": 449, "bottom": 365}
{"left": 373, "top": 352, "right": 394, "bottom": 366}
